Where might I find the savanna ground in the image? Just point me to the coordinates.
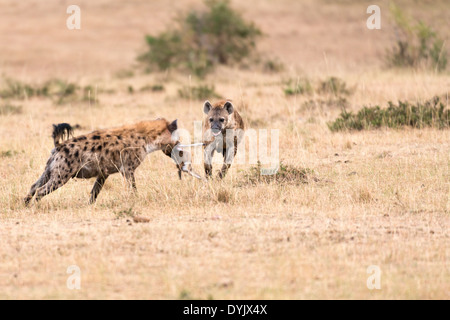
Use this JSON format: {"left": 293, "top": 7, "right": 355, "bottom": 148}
{"left": 0, "top": 0, "right": 449, "bottom": 299}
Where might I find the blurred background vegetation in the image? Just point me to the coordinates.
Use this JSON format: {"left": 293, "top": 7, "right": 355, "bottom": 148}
{"left": 137, "top": 0, "right": 448, "bottom": 75}
{"left": 0, "top": 0, "right": 449, "bottom": 130}
{"left": 138, "top": 0, "right": 262, "bottom": 77}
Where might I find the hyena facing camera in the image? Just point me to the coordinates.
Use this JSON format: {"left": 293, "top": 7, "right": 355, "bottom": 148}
{"left": 202, "top": 100, "right": 245, "bottom": 179}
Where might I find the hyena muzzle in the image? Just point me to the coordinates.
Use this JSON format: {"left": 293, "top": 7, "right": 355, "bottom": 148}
{"left": 24, "top": 119, "right": 201, "bottom": 205}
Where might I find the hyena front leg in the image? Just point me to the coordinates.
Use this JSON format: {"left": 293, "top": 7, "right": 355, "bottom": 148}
{"left": 34, "top": 174, "right": 71, "bottom": 203}
{"left": 89, "top": 174, "right": 109, "bottom": 204}
{"left": 24, "top": 170, "right": 51, "bottom": 206}
{"left": 126, "top": 170, "right": 137, "bottom": 190}
{"left": 120, "top": 166, "right": 137, "bottom": 191}
{"left": 218, "top": 136, "right": 238, "bottom": 179}
{"left": 204, "top": 143, "right": 216, "bottom": 178}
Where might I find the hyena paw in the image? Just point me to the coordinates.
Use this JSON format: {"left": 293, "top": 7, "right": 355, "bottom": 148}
{"left": 24, "top": 196, "right": 32, "bottom": 206}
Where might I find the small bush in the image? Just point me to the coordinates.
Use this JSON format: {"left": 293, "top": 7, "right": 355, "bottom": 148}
{"left": 386, "top": 4, "right": 447, "bottom": 71}
{"left": 178, "top": 84, "right": 220, "bottom": 100}
{"left": 0, "top": 150, "right": 19, "bottom": 158}
{"left": 114, "top": 69, "right": 135, "bottom": 79}
{"left": 0, "top": 103, "right": 22, "bottom": 115}
{"left": 284, "top": 78, "right": 313, "bottom": 96}
{"left": 141, "top": 31, "right": 184, "bottom": 72}
{"left": 263, "top": 58, "right": 285, "bottom": 73}
{"left": 114, "top": 207, "right": 136, "bottom": 219}
{"left": 0, "top": 78, "right": 37, "bottom": 99}
{"left": 284, "top": 77, "right": 352, "bottom": 97}
{"left": 240, "top": 162, "right": 315, "bottom": 186}
{"left": 138, "top": 0, "right": 262, "bottom": 76}
{"left": 44, "top": 79, "right": 79, "bottom": 104}
{"left": 0, "top": 78, "right": 94, "bottom": 105}
{"left": 318, "top": 77, "right": 352, "bottom": 96}
{"left": 302, "top": 97, "right": 349, "bottom": 110}
{"left": 328, "top": 96, "right": 450, "bottom": 131}
{"left": 140, "top": 84, "right": 165, "bottom": 92}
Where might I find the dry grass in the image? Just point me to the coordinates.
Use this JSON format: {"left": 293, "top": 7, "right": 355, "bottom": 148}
{"left": 0, "top": 0, "right": 449, "bottom": 300}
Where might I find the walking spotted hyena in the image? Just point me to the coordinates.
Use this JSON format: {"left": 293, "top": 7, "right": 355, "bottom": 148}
{"left": 203, "top": 100, "right": 245, "bottom": 178}
{"left": 24, "top": 119, "right": 200, "bottom": 205}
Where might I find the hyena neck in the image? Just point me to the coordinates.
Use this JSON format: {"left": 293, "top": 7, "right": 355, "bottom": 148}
{"left": 145, "top": 142, "right": 159, "bottom": 154}
{"left": 226, "top": 113, "right": 238, "bottom": 130}
{"left": 132, "top": 120, "right": 170, "bottom": 154}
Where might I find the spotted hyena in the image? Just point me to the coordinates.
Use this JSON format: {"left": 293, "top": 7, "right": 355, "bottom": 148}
{"left": 203, "top": 100, "right": 245, "bottom": 178}
{"left": 24, "top": 119, "right": 200, "bottom": 205}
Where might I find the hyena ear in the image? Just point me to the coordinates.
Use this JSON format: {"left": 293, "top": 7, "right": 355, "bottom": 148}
{"left": 168, "top": 119, "right": 178, "bottom": 133}
{"left": 203, "top": 101, "right": 212, "bottom": 115}
{"left": 224, "top": 101, "right": 234, "bottom": 114}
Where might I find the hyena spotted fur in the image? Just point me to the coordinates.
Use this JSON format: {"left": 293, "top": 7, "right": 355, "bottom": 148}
{"left": 24, "top": 119, "right": 200, "bottom": 205}
{"left": 203, "top": 100, "right": 245, "bottom": 179}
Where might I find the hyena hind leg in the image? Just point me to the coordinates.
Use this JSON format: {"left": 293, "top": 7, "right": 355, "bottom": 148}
{"left": 120, "top": 167, "right": 137, "bottom": 191}
{"left": 24, "top": 171, "right": 51, "bottom": 206}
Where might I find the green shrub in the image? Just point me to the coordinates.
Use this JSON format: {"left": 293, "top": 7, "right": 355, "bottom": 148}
{"left": 318, "top": 77, "right": 352, "bottom": 96}
{"left": 328, "top": 96, "right": 450, "bottom": 131}
{"left": 0, "top": 78, "right": 99, "bottom": 105}
{"left": 0, "top": 78, "right": 37, "bottom": 99}
{"left": 178, "top": 84, "right": 220, "bottom": 100}
{"left": 387, "top": 3, "right": 447, "bottom": 71}
{"left": 138, "top": 0, "right": 262, "bottom": 76}
{"left": 284, "top": 77, "right": 352, "bottom": 97}
{"left": 302, "top": 97, "right": 349, "bottom": 110}
{"left": 114, "top": 69, "right": 135, "bottom": 79}
{"left": 141, "top": 31, "right": 184, "bottom": 72}
{"left": 284, "top": 78, "right": 313, "bottom": 96}
{"left": 263, "top": 58, "right": 285, "bottom": 73}
{"left": 43, "top": 79, "right": 78, "bottom": 104}
{"left": 140, "top": 84, "right": 165, "bottom": 92}
{"left": 0, "top": 150, "right": 19, "bottom": 158}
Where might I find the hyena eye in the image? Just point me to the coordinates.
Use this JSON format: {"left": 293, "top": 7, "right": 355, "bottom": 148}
{"left": 219, "top": 118, "right": 225, "bottom": 123}
{"left": 209, "top": 118, "right": 213, "bottom": 122}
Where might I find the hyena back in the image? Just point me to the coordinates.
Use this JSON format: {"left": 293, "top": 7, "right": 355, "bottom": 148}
{"left": 24, "top": 119, "right": 197, "bottom": 205}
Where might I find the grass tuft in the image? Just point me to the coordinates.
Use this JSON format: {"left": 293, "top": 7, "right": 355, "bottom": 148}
{"left": 240, "top": 162, "right": 315, "bottom": 186}
{"left": 0, "top": 103, "right": 22, "bottom": 115}
{"left": 217, "top": 189, "right": 232, "bottom": 203}
{"left": 178, "top": 84, "right": 221, "bottom": 100}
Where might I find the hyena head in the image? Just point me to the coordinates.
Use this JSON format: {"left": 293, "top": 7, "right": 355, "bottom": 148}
{"left": 163, "top": 119, "right": 202, "bottom": 180}
{"left": 159, "top": 118, "right": 183, "bottom": 154}
{"left": 161, "top": 119, "right": 179, "bottom": 147}
{"left": 203, "top": 100, "right": 234, "bottom": 136}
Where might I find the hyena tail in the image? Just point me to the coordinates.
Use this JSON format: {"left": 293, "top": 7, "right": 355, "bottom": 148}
{"left": 52, "top": 123, "right": 74, "bottom": 147}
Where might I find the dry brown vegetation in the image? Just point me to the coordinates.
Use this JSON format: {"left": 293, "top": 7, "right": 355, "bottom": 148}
{"left": 0, "top": 0, "right": 448, "bottom": 299}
